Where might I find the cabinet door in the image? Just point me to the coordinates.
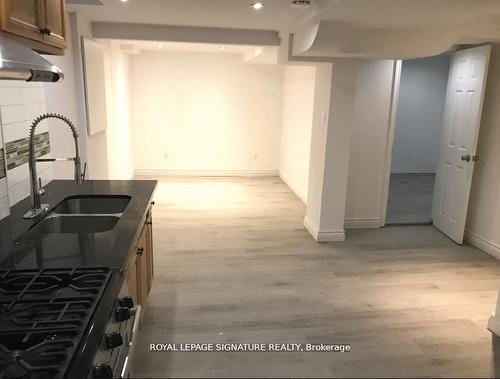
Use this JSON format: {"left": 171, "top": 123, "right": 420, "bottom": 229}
{"left": 40, "top": 0, "right": 65, "bottom": 48}
{"left": 0, "top": 0, "right": 43, "bottom": 42}
{"left": 145, "top": 208, "right": 154, "bottom": 293}
{"left": 135, "top": 228, "right": 148, "bottom": 307}
{"left": 125, "top": 253, "right": 139, "bottom": 306}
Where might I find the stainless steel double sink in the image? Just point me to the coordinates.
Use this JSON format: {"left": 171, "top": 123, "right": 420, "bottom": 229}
{"left": 29, "top": 195, "right": 131, "bottom": 234}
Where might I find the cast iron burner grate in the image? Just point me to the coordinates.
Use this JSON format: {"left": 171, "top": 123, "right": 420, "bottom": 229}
{"left": 0, "top": 268, "right": 111, "bottom": 379}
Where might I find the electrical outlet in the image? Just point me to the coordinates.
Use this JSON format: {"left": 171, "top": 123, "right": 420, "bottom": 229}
{"left": 254, "top": 153, "right": 259, "bottom": 160}
{"left": 163, "top": 152, "right": 169, "bottom": 159}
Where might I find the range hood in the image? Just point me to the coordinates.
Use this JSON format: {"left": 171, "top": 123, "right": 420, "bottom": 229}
{"left": 0, "top": 34, "right": 63, "bottom": 82}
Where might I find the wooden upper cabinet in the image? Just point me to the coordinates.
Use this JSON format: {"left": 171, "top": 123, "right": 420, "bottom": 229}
{"left": 0, "top": 0, "right": 65, "bottom": 54}
{"left": 40, "top": 0, "right": 65, "bottom": 49}
{"left": 0, "top": 0, "right": 43, "bottom": 43}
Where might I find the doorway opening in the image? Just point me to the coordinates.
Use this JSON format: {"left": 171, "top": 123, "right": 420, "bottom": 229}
{"left": 386, "top": 55, "right": 451, "bottom": 225}
{"left": 383, "top": 45, "right": 491, "bottom": 245}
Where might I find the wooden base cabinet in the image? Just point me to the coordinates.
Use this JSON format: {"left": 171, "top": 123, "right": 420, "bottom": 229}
{"left": 125, "top": 206, "right": 154, "bottom": 323}
{"left": 0, "top": 0, "right": 66, "bottom": 55}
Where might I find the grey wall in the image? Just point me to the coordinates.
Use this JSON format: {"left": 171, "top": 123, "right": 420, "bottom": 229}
{"left": 391, "top": 54, "right": 450, "bottom": 173}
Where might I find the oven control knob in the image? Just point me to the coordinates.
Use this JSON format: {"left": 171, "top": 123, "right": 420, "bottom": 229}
{"left": 105, "top": 331, "right": 123, "bottom": 349}
{"left": 118, "top": 296, "right": 134, "bottom": 309}
{"left": 114, "top": 306, "right": 131, "bottom": 322}
{"left": 93, "top": 363, "right": 113, "bottom": 378}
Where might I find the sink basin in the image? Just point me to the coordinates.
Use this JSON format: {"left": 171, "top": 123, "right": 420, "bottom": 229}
{"left": 30, "top": 215, "right": 120, "bottom": 234}
{"left": 53, "top": 195, "right": 131, "bottom": 215}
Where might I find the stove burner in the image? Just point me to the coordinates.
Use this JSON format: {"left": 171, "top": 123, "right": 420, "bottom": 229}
{"left": 0, "top": 268, "right": 111, "bottom": 379}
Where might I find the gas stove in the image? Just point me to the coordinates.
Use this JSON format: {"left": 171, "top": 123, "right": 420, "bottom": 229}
{"left": 0, "top": 268, "right": 111, "bottom": 379}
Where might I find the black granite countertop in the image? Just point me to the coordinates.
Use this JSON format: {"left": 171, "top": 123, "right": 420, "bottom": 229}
{"left": 0, "top": 180, "right": 157, "bottom": 379}
{"left": 0, "top": 180, "right": 157, "bottom": 270}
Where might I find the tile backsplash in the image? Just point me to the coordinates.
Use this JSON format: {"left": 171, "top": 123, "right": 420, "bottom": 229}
{"left": 0, "top": 81, "right": 54, "bottom": 220}
{"left": 5, "top": 132, "right": 51, "bottom": 170}
{"left": 0, "top": 147, "right": 5, "bottom": 179}
{"left": 0, "top": 129, "right": 7, "bottom": 220}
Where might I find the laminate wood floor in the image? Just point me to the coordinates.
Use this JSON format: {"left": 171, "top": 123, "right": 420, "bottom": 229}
{"left": 131, "top": 176, "right": 500, "bottom": 378}
{"left": 386, "top": 173, "right": 435, "bottom": 225}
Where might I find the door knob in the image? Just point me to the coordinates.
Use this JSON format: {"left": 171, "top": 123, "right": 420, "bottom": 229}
{"left": 461, "top": 154, "right": 471, "bottom": 162}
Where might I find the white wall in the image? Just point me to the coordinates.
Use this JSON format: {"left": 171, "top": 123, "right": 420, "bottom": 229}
{"left": 71, "top": 13, "right": 109, "bottom": 179}
{"left": 102, "top": 41, "right": 133, "bottom": 179}
{"left": 279, "top": 65, "right": 315, "bottom": 203}
{"left": 304, "top": 60, "right": 358, "bottom": 242}
{"left": 129, "top": 51, "right": 283, "bottom": 174}
{"left": 466, "top": 44, "right": 500, "bottom": 259}
{"left": 345, "top": 59, "right": 397, "bottom": 228}
{"left": 391, "top": 55, "right": 450, "bottom": 173}
{"left": 48, "top": 13, "right": 130, "bottom": 181}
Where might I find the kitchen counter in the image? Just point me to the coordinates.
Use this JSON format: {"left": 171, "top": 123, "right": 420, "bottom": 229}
{"left": 0, "top": 180, "right": 157, "bottom": 379}
{"left": 0, "top": 180, "right": 157, "bottom": 270}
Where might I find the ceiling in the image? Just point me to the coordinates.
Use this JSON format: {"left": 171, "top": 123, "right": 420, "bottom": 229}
{"left": 317, "top": 0, "right": 500, "bottom": 28}
{"left": 67, "top": 0, "right": 500, "bottom": 32}
{"left": 66, "top": 0, "right": 320, "bottom": 31}
{"left": 67, "top": 0, "right": 500, "bottom": 59}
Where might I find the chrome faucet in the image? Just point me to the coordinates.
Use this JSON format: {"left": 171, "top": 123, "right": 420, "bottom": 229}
{"left": 23, "top": 113, "right": 86, "bottom": 219}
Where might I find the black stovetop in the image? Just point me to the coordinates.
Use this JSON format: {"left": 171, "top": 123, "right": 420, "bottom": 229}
{"left": 0, "top": 268, "right": 111, "bottom": 379}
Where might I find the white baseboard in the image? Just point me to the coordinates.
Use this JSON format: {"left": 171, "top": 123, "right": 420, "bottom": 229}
{"left": 344, "top": 218, "right": 382, "bottom": 229}
{"left": 304, "top": 216, "right": 345, "bottom": 242}
{"left": 279, "top": 172, "right": 307, "bottom": 204}
{"left": 134, "top": 169, "right": 279, "bottom": 177}
{"left": 464, "top": 231, "right": 500, "bottom": 260}
{"left": 390, "top": 169, "right": 436, "bottom": 174}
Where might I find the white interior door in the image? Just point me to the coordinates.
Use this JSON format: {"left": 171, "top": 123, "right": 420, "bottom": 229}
{"left": 432, "top": 45, "right": 491, "bottom": 244}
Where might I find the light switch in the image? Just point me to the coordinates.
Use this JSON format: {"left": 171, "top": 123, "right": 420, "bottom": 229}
{"left": 321, "top": 112, "right": 327, "bottom": 124}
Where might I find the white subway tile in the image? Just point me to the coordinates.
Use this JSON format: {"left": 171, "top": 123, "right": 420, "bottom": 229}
{"left": 37, "top": 159, "right": 53, "bottom": 172}
{"left": 1, "top": 105, "right": 25, "bottom": 124}
{"left": 24, "top": 102, "right": 47, "bottom": 121}
{"left": 22, "top": 87, "right": 46, "bottom": 104}
{"left": 0, "top": 81, "right": 26, "bottom": 88}
{"left": 0, "top": 178, "right": 7, "bottom": 198}
{"left": 2, "top": 120, "right": 30, "bottom": 142}
{"left": 39, "top": 165, "right": 54, "bottom": 186}
{"left": 35, "top": 118, "right": 49, "bottom": 133}
{"left": 7, "top": 161, "right": 52, "bottom": 189}
{"left": 8, "top": 179, "right": 30, "bottom": 206}
{"left": 0, "top": 87, "right": 24, "bottom": 106}
{"left": 0, "top": 196, "right": 9, "bottom": 220}
{"left": 3, "top": 119, "right": 48, "bottom": 144}
{"left": 29, "top": 82, "right": 44, "bottom": 88}
{"left": 7, "top": 164, "right": 29, "bottom": 188}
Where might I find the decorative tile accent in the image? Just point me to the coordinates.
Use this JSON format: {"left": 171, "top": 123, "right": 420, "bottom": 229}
{"left": 0, "top": 148, "right": 5, "bottom": 179}
{"left": 5, "top": 132, "right": 50, "bottom": 170}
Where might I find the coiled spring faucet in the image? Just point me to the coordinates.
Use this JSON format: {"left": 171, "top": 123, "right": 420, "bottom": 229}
{"left": 23, "top": 113, "right": 86, "bottom": 219}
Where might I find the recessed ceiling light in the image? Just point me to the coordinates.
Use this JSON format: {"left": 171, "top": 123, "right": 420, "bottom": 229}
{"left": 220, "top": 46, "right": 226, "bottom": 51}
{"left": 158, "top": 43, "right": 163, "bottom": 48}
{"left": 120, "top": 0, "right": 127, "bottom": 2}
{"left": 250, "top": 2, "right": 264, "bottom": 10}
